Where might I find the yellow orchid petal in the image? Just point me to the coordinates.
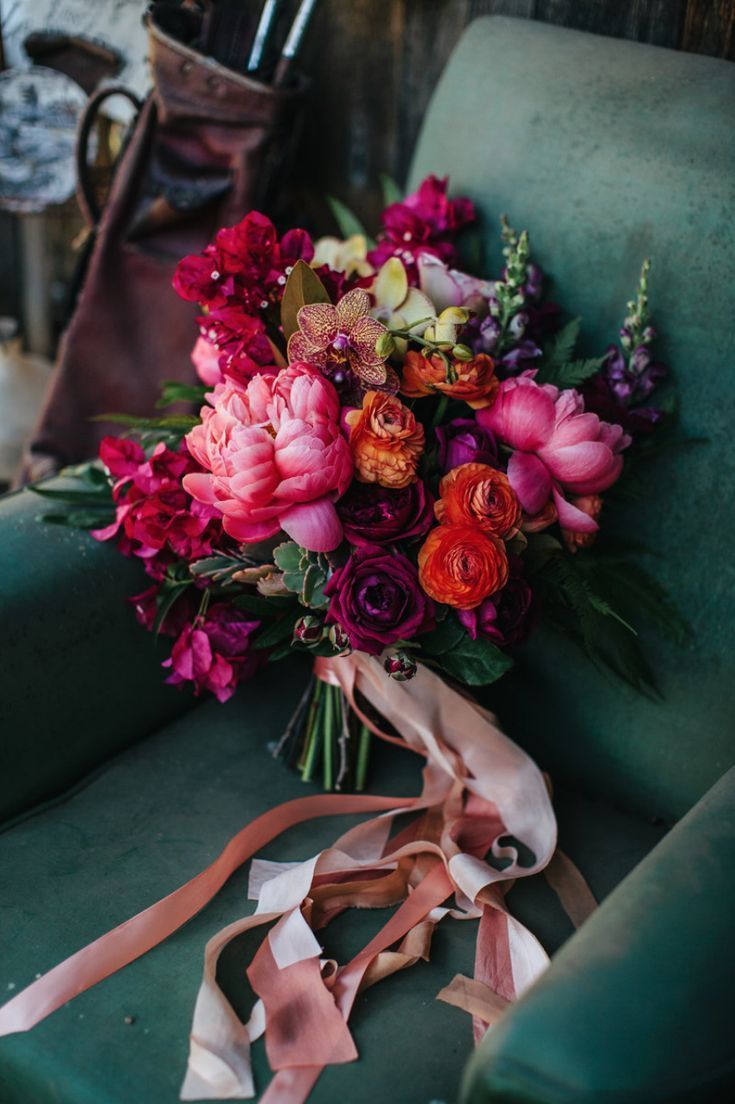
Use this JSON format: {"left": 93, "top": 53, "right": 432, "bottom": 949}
{"left": 437, "top": 307, "right": 470, "bottom": 326}
{"left": 400, "top": 288, "right": 435, "bottom": 334}
{"left": 374, "top": 257, "right": 408, "bottom": 312}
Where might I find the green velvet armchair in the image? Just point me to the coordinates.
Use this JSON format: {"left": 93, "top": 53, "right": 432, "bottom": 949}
{"left": 1, "top": 16, "right": 734, "bottom": 1104}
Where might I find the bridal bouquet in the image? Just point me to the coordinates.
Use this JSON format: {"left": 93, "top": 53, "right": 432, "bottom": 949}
{"left": 38, "top": 174, "right": 683, "bottom": 791}
{"left": 16, "top": 176, "right": 690, "bottom": 1103}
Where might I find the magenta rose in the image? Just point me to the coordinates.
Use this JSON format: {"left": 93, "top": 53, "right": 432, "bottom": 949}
{"left": 435, "top": 418, "right": 497, "bottom": 473}
{"left": 336, "top": 480, "right": 433, "bottom": 546}
{"left": 163, "top": 604, "right": 260, "bottom": 703}
{"left": 457, "top": 561, "right": 535, "bottom": 647}
{"left": 324, "top": 546, "right": 434, "bottom": 655}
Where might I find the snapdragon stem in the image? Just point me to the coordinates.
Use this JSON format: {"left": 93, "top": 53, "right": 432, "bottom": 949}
{"left": 355, "top": 723, "right": 372, "bottom": 792}
{"left": 300, "top": 680, "right": 323, "bottom": 781}
{"left": 323, "top": 684, "right": 335, "bottom": 791}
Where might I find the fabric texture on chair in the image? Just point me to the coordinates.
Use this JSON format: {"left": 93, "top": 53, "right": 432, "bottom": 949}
{"left": 409, "top": 16, "right": 735, "bottom": 824}
{"left": 0, "top": 662, "right": 665, "bottom": 1104}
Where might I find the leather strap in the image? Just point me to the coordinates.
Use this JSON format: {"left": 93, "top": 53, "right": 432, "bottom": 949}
{"left": 75, "top": 85, "right": 142, "bottom": 228}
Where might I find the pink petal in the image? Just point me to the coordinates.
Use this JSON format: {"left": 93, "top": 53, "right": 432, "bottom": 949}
{"left": 540, "top": 442, "right": 621, "bottom": 493}
{"left": 479, "top": 380, "right": 556, "bottom": 451}
{"left": 280, "top": 498, "right": 343, "bottom": 552}
{"left": 223, "top": 515, "right": 281, "bottom": 544}
{"left": 507, "top": 452, "right": 552, "bottom": 515}
{"left": 552, "top": 486, "right": 599, "bottom": 533}
{"left": 182, "top": 472, "right": 219, "bottom": 505}
{"left": 546, "top": 412, "right": 601, "bottom": 448}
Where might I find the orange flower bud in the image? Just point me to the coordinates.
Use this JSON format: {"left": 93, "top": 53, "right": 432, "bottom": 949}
{"left": 417, "top": 523, "right": 509, "bottom": 610}
{"left": 435, "top": 462, "right": 521, "bottom": 539}
{"left": 345, "top": 391, "right": 425, "bottom": 489}
{"left": 400, "top": 351, "right": 498, "bottom": 410}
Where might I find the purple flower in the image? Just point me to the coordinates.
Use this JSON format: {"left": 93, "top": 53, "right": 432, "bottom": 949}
{"left": 324, "top": 546, "right": 434, "bottom": 655}
{"left": 435, "top": 418, "right": 497, "bottom": 473}
{"left": 336, "top": 480, "right": 434, "bottom": 546}
{"left": 163, "top": 603, "right": 260, "bottom": 702}
{"left": 602, "top": 343, "right": 667, "bottom": 406}
{"left": 457, "top": 561, "right": 534, "bottom": 647}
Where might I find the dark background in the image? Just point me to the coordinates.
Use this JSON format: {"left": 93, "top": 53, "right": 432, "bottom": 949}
{"left": 297, "top": 0, "right": 734, "bottom": 228}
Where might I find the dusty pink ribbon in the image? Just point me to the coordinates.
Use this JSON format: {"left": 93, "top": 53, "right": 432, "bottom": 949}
{"left": 0, "top": 653, "right": 557, "bottom": 1102}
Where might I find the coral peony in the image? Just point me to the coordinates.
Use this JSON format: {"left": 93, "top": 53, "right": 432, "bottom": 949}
{"left": 435, "top": 463, "right": 521, "bottom": 538}
{"left": 401, "top": 350, "right": 498, "bottom": 410}
{"left": 324, "top": 545, "right": 434, "bottom": 654}
{"left": 183, "top": 363, "right": 353, "bottom": 553}
{"left": 418, "top": 523, "right": 509, "bottom": 610}
{"left": 478, "top": 374, "right": 630, "bottom": 533}
{"left": 345, "top": 391, "right": 424, "bottom": 489}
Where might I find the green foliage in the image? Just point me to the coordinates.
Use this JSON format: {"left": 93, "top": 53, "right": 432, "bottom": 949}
{"left": 232, "top": 593, "right": 294, "bottom": 616}
{"left": 532, "top": 551, "right": 659, "bottom": 694}
{"left": 189, "top": 553, "right": 249, "bottom": 585}
{"left": 421, "top": 613, "right": 514, "bottom": 686}
{"left": 280, "top": 260, "right": 331, "bottom": 340}
{"left": 273, "top": 542, "right": 330, "bottom": 610}
{"left": 379, "top": 173, "right": 403, "bottom": 207}
{"left": 540, "top": 317, "right": 581, "bottom": 369}
{"left": 154, "top": 566, "right": 193, "bottom": 636}
{"left": 31, "top": 463, "right": 115, "bottom": 530}
{"left": 90, "top": 412, "right": 201, "bottom": 450}
{"left": 326, "top": 195, "right": 370, "bottom": 242}
{"left": 252, "top": 615, "right": 299, "bottom": 651}
{"left": 156, "top": 380, "right": 209, "bottom": 409}
{"left": 536, "top": 356, "right": 605, "bottom": 388}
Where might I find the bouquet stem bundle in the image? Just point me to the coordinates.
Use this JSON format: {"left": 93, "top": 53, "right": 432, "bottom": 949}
{"left": 275, "top": 674, "right": 372, "bottom": 791}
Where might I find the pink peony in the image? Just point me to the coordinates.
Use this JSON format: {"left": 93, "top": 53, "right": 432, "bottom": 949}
{"left": 478, "top": 374, "right": 630, "bottom": 533}
{"left": 183, "top": 363, "right": 353, "bottom": 552}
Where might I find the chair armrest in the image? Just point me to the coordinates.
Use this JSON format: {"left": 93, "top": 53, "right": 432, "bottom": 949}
{"left": 461, "top": 767, "right": 735, "bottom": 1104}
{"left": 0, "top": 484, "right": 192, "bottom": 823}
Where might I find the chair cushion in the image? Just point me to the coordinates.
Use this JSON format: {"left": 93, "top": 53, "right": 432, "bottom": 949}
{"left": 0, "top": 484, "right": 193, "bottom": 824}
{"left": 409, "top": 16, "right": 735, "bottom": 823}
{"left": 0, "top": 660, "right": 665, "bottom": 1104}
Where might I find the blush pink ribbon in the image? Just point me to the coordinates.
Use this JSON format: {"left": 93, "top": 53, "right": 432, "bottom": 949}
{"left": 0, "top": 654, "right": 558, "bottom": 1102}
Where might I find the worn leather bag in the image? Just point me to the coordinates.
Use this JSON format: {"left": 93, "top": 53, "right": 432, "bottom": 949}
{"left": 20, "top": 8, "right": 306, "bottom": 482}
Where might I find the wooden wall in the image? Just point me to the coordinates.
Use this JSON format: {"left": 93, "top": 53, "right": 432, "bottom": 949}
{"left": 296, "top": 0, "right": 735, "bottom": 229}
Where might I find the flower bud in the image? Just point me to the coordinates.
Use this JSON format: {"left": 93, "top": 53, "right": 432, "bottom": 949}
{"left": 375, "top": 332, "right": 396, "bottom": 359}
{"left": 327, "top": 623, "right": 352, "bottom": 655}
{"left": 384, "top": 650, "right": 417, "bottom": 681}
{"left": 451, "top": 343, "right": 474, "bottom": 362}
{"left": 293, "top": 615, "right": 324, "bottom": 646}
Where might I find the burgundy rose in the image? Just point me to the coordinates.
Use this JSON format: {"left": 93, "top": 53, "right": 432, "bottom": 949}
{"left": 435, "top": 418, "right": 498, "bottom": 474}
{"left": 163, "top": 603, "right": 260, "bottom": 703}
{"left": 336, "top": 480, "right": 433, "bottom": 546}
{"left": 324, "top": 546, "right": 434, "bottom": 655}
{"left": 457, "top": 560, "right": 535, "bottom": 647}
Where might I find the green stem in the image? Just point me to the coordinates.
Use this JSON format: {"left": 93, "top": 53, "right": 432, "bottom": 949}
{"left": 301, "top": 681, "right": 323, "bottom": 782}
{"left": 355, "top": 724, "right": 372, "bottom": 792}
{"left": 432, "top": 394, "right": 449, "bottom": 427}
{"left": 322, "top": 684, "right": 335, "bottom": 791}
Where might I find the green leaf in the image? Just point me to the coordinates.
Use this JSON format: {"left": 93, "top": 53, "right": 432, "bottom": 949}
{"left": 326, "top": 195, "right": 368, "bottom": 241}
{"left": 39, "top": 509, "right": 115, "bottom": 530}
{"left": 579, "top": 557, "right": 691, "bottom": 646}
{"left": 30, "top": 487, "right": 113, "bottom": 506}
{"left": 420, "top": 616, "right": 466, "bottom": 656}
{"left": 156, "top": 380, "right": 209, "bottom": 409}
{"left": 59, "top": 461, "right": 110, "bottom": 488}
{"left": 541, "top": 318, "right": 581, "bottom": 371}
{"left": 280, "top": 260, "right": 331, "bottom": 341}
{"left": 267, "top": 640, "right": 296, "bottom": 663}
{"left": 433, "top": 634, "right": 514, "bottom": 686}
{"left": 154, "top": 581, "right": 191, "bottom": 636}
{"left": 90, "top": 413, "right": 201, "bottom": 432}
{"left": 253, "top": 616, "right": 298, "bottom": 651}
{"left": 232, "top": 593, "right": 295, "bottom": 616}
{"left": 536, "top": 356, "right": 605, "bottom": 388}
{"left": 379, "top": 173, "right": 403, "bottom": 207}
{"left": 273, "top": 541, "right": 303, "bottom": 572}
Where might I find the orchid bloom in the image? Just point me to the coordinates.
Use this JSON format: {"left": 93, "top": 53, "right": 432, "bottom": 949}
{"left": 424, "top": 306, "right": 471, "bottom": 346}
{"left": 369, "top": 258, "right": 435, "bottom": 354}
{"left": 287, "top": 288, "right": 391, "bottom": 388}
{"left": 311, "top": 234, "right": 374, "bottom": 278}
{"left": 418, "top": 253, "right": 495, "bottom": 313}
{"left": 478, "top": 374, "right": 631, "bottom": 533}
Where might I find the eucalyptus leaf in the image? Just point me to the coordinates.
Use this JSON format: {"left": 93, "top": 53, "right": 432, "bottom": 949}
{"left": 280, "top": 260, "right": 331, "bottom": 341}
{"left": 274, "top": 541, "right": 304, "bottom": 572}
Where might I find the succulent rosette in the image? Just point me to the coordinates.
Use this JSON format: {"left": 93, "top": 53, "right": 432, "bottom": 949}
{"left": 46, "top": 174, "right": 680, "bottom": 784}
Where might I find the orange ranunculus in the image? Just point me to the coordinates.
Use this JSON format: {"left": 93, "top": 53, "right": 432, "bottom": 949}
{"left": 417, "top": 523, "right": 509, "bottom": 610}
{"left": 400, "top": 351, "right": 499, "bottom": 410}
{"left": 435, "top": 462, "right": 521, "bottom": 538}
{"left": 345, "top": 391, "right": 425, "bottom": 489}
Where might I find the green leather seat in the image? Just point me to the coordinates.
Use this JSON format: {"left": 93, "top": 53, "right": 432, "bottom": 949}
{"left": 1, "top": 15, "right": 734, "bottom": 1104}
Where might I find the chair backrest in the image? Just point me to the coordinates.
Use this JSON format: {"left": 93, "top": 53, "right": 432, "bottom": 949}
{"left": 410, "top": 17, "right": 735, "bottom": 822}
